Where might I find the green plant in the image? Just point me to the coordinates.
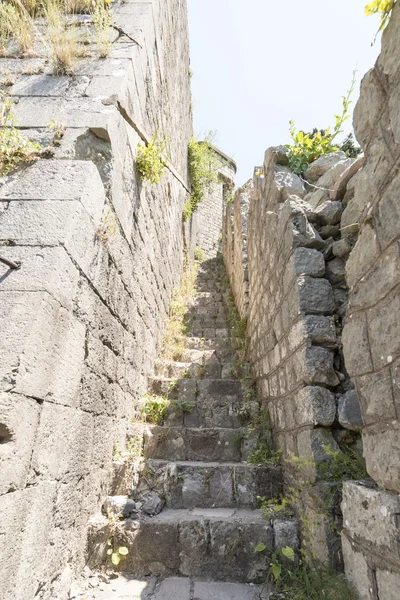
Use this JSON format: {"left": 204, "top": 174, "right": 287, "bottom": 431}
{"left": 49, "top": 119, "right": 66, "bottom": 145}
{"left": 93, "top": 0, "right": 112, "bottom": 57}
{"left": 43, "top": 0, "right": 80, "bottom": 74}
{"left": 247, "top": 443, "right": 282, "bottom": 465}
{"left": 172, "top": 400, "right": 195, "bottom": 416}
{"left": 194, "top": 247, "right": 206, "bottom": 262}
{"left": 141, "top": 394, "right": 170, "bottom": 425}
{"left": 286, "top": 71, "right": 357, "bottom": 174}
{"left": 188, "top": 67, "right": 193, "bottom": 79}
{"left": 136, "top": 134, "right": 168, "bottom": 184}
{"left": 106, "top": 537, "right": 129, "bottom": 566}
{"left": 255, "top": 543, "right": 358, "bottom": 600}
{"left": 258, "top": 495, "right": 294, "bottom": 519}
{"left": 183, "top": 133, "right": 219, "bottom": 221}
{"left": 339, "top": 132, "right": 362, "bottom": 159}
{"left": 96, "top": 207, "right": 117, "bottom": 242}
{"left": 161, "top": 259, "right": 199, "bottom": 361}
{"left": 0, "top": 95, "right": 41, "bottom": 176}
{"left": 365, "top": 0, "right": 396, "bottom": 30}
{"left": 0, "top": 1, "right": 35, "bottom": 55}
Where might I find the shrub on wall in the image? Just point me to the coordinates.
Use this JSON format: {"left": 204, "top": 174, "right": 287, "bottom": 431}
{"left": 285, "top": 72, "right": 358, "bottom": 174}
{"left": 136, "top": 135, "right": 169, "bottom": 184}
{"left": 183, "top": 134, "right": 219, "bottom": 222}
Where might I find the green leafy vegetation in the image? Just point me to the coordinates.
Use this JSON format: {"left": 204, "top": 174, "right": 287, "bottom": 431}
{"left": 258, "top": 495, "right": 293, "bottom": 519}
{"left": 194, "top": 247, "right": 206, "bottom": 262}
{"left": 255, "top": 543, "right": 358, "bottom": 600}
{"left": 161, "top": 259, "right": 199, "bottom": 361}
{"left": 136, "top": 134, "right": 169, "bottom": 184}
{"left": 106, "top": 537, "right": 129, "bottom": 566}
{"left": 247, "top": 443, "right": 282, "bottom": 465}
{"left": 286, "top": 72, "right": 357, "bottom": 174}
{"left": 141, "top": 394, "right": 170, "bottom": 425}
{"left": 365, "top": 0, "right": 396, "bottom": 30}
{"left": 93, "top": 0, "right": 112, "bottom": 57}
{"left": 0, "top": 95, "right": 41, "bottom": 176}
{"left": 183, "top": 134, "right": 219, "bottom": 221}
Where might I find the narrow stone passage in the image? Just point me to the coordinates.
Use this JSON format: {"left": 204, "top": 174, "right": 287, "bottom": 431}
{"left": 85, "top": 258, "right": 298, "bottom": 599}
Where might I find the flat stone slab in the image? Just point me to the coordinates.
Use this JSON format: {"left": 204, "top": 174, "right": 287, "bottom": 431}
{"left": 193, "top": 580, "right": 268, "bottom": 599}
{"left": 75, "top": 575, "right": 270, "bottom": 599}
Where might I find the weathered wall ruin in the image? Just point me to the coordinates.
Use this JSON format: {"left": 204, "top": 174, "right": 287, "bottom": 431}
{"left": 195, "top": 148, "right": 236, "bottom": 258}
{"left": 0, "top": 1, "right": 195, "bottom": 598}
{"left": 340, "top": 4, "right": 400, "bottom": 597}
{"left": 223, "top": 4, "right": 400, "bottom": 594}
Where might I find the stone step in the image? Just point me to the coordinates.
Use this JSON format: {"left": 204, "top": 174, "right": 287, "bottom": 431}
{"left": 148, "top": 377, "right": 244, "bottom": 402}
{"left": 135, "top": 459, "right": 283, "bottom": 509}
{"left": 88, "top": 508, "right": 298, "bottom": 582}
{"left": 186, "top": 325, "right": 230, "bottom": 340}
{"left": 143, "top": 426, "right": 246, "bottom": 462}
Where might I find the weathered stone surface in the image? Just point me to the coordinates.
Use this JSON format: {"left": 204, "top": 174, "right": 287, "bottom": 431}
{"left": 325, "top": 257, "right": 346, "bottom": 284}
{"left": 338, "top": 390, "right": 363, "bottom": 431}
{"left": 295, "top": 386, "right": 336, "bottom": 426}
{"left": 342, "top": 480, "right": 400, "bottom": 550}
{"left": 293, "top": 248, "right": 325, "bottom": 277}
{"left": 363, "top": 421, "right": 400, "bottom": 492}
{"left": 142, "top": 493, "right": 163, "bottom": 516}
{"left": 304, "top": 152, "right": 347, "bottom": 183}
{"left": 341, "top": 534, "right": 374, "bottom": 600}
{"left": 296, "top": 427, "right": 339, "bottom": 463}
{"left": 275, "top": 165, "right": 305, "bottom": 200}
{"left": 302, "top": 346, "right": 339, "bottom": 387}
{"left": 330, "top": 157, "right": 365, "bottom": 201}
{"left": 154, "top": 577, "right": 190, "bottom": 600}
{"left": 303, "top": 315, "right": 337, "bottom": 347}
{"left": 376, "top": 569, "right": 400, "bottom": 600}
{"left": 332, "top": 238, "right": 353, "bottom": 258}
{"left": 314, "top": 201, "right": 343, "bottom": 225}
{"left": 297, "top": 275, "right": 336, "bottom": 314}
{"left": 313, "top": 159, "right": 355, "bottom": 190}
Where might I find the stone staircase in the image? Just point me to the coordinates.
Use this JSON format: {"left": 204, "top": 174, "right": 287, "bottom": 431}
{"left": 88, "top": 258, "right": 299, "bottom": 594}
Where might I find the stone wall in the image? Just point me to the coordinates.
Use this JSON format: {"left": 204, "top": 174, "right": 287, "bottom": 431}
{"left": 340, "top": 3, "right": 400, "bottom": 597}
{"left": 223, "top": 5, "right": 400, "bottom": 591}
{"left": 0, "top": 2, "right": 193, "bottom": 599}
{"left": 195, "top": 148, "right": 236, "bottom": 258}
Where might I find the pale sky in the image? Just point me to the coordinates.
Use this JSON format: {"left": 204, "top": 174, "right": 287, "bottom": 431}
{"left": 188, "top": 0, "right": 382, "bottom": 184}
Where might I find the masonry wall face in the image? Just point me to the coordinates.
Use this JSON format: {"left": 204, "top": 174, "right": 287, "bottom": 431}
{"left": 196, "top": 160, "right": 236, "bottom": 258}
{"left": 340, "top": 4, "right": 400, "bottom": 597}
{"left": 0, "top": 2, "right": 192, "bottom": 599}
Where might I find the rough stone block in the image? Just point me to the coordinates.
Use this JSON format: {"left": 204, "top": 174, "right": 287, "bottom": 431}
{"left": 293, "top": 247, "right": 325, "bottom": 277}
{"left": 338, "top": 390, "right": 363, "bottom": 431}
{"left": 345, "top": 223, "right": 380, "bottom": 287}
{"left": 314, "top": 201, "right": 343, "bottom": 225}
{"left": 274, "top": 166, "right": 305, "bottom": 200}
{"left": 0, "top": 160, "right": 105, "bottom": 222}
{"left": 342, "top": 312, "right": 373, "bottom": 377}
{"left": 155, "top": 577, "right": 190, "bottom": 600}
{"left": 0, "top": 392, "right": 40, "bottom": 495}
{"left": 342, "top": 480, "right": 400, "bottom": 548}
{"left": 356, "top": 366, "right": 397, "bottom": 424}
{"left": 325, "top": 257, "right": 346, "bottom": 284}
{"left": 296, "top": 427, "right": 339, "bottom": 463}
{"left": 304, "top": 152, "right": 347, "bottom": 183}
{"left": 366, "top": 286, "right": 400, "bottom": 370}
{"left": 297, "top": 276, "right": 336, "bottom": 315}
{"left": 341, "top": 534, "right": 374, "bottom": 600}
{"left": 103, "top": 496, "right": 138, "bottom": 519}
{"left": 294, "top": 386, "right": 336, "bottom": 427}
{"left": 303, "top": 315, "right": 337, "bottom": 347}
{"left": 363, "top": 421, "right": 400, "bottom": 492}
{"left": 376, "top": 569, "right": 400, "bottom": 600}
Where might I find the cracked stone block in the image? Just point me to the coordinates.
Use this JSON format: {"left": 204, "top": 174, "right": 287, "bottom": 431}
{"left": 274, "top": 165, "right": 306, "bottom": 200}
{"left": 314, "top": 201, "right": 344, "bottom": 226}
{"left": 297, "top": 276, "right": 336, "bottom": 315}
{"left": 338, "top": 390, "right": 363, "bottom": 431}
{"left": 304, "top": 152, "right": 347, "bottom": 183}
{"left": 293, "top": 247, "right": 325, "bottom": 277}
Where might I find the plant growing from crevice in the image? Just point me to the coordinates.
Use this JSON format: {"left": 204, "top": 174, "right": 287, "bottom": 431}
{"left": 92, "top": 0, "right": 112, "bottom": 57}
{"left": 286, "top": 71, "right": 357, "bottom": 174}
{"left": 0, "top": 95, "right": 42, "bottom": 176}
{"left": 43, "top": 0, "right": 80, "bottom": 74}
{"left": 161, "top": 259, "right": 199, "bottom": 361}
{"left": 365, "top": 0, "right": 396, "bottom": 31}
{"left": 255, "top": 543, "right": 358, "bottom": 600}
{"left": 0, "top": 1, "right": 35, "bottom": 56}
{"left": 136, "top": 134, "right": 169, "bottom": 184}
{"left": 141, "top": 394, "right": 170, "bottom": 425}
{"left": 247, "top": 443, "right": 282, "bottom": 466}
{"left": 183, "top": 133, "right": 219, "bottom": 221}
{"left": 96, "top": 207, "right": 117, "bottom": 243}
{"left": 194, "top": 247, "right": 206, "bottom": 262}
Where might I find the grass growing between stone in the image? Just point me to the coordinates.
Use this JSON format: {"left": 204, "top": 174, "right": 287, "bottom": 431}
{"left": 160, "top": 258, "right": 199, "bottom": 362}
{"left": 0, "top": 95, "right": 41, "bottom": 176}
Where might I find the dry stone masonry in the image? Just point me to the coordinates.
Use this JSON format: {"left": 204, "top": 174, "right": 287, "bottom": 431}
{"left": 223, "top": 4, "right": 400, "bottom": 597}
{"left": 86, "top": 258, "right": 299, "bottom": 589}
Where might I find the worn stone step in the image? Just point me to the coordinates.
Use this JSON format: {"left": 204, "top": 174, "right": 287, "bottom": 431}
{"left": 135, "top": 459, "right": 283, "bottom": 509}
{"left": 88, "top": 508, "right": 298, "bottom": 582}
{"left": 154, "top": 355, "right": 233, "bottom": 379}
{"left": 143, "top": 426, "right": 246, "bottom": 462}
